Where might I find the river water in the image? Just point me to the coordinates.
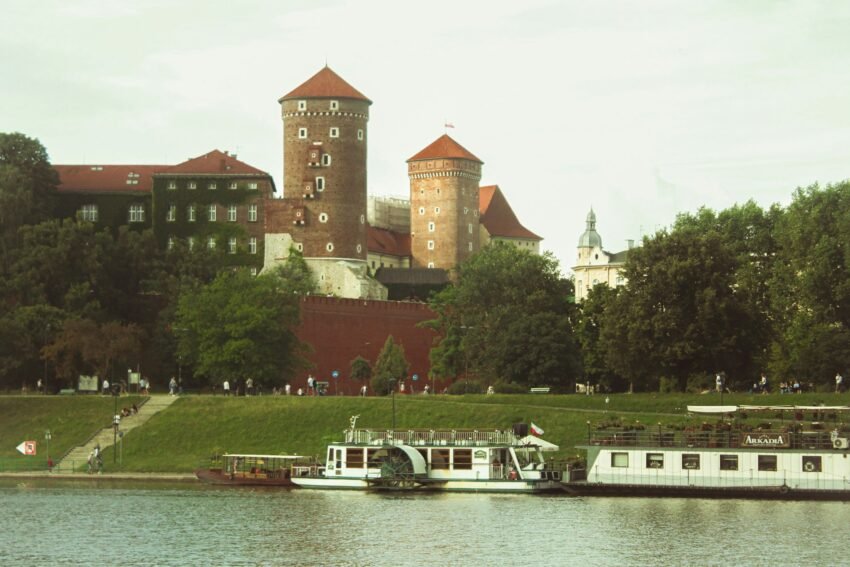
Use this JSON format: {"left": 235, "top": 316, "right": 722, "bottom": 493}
{"left": 0, "top": 480, "right": 845, "bottom": 566}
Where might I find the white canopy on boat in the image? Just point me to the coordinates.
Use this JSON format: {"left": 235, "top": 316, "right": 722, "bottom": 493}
{"left": 687, "top": 405, "right": 850, "bottom": 414}
{"left": 396, "top": 445, "right": 428, "bottom": 475}
{"left": 517, "top": 435, "right": 559, "bottom": 451}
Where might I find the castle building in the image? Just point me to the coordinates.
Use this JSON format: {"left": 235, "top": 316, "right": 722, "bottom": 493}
{"left": 478, "top": 185, "right": 541, "bottom": 253}
{"left": 572, "top": 208, "right": 632, "bottom": 302}
{"left": 407, "top": 134, "right": 482, "bottom": 269}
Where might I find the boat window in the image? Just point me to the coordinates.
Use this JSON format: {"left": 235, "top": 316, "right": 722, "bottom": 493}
{"left": 758, "top": 455, "right": 777, "bottom": 472}
{"left": 719, "top": 455, "right": 738, "bottom": 471}
{"left": 682, "top": 454, "right": 700, "bottom": 470}
{"left": 346, "top": 448, "right": 365, "bottom": 468}
{"left": 611, "top": 452, "right": 629, "bottom": 468}
{"left": 367, "top": 448, "right": 387, "bottom": 468}
{"left": 431, "top": 449, "right": 451, "bottom": 470}
{"left": 453, "top": 449, "right": 472, "bottom": 470}
{"left": 646, "top": 453, "right": 664, "bottom": 469}
{"left": 802, "top": 456, "right": 822, "bottom": 473}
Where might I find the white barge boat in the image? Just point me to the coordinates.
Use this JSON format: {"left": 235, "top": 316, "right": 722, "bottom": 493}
{"left": 563, "top": 405, "right": 850, "bottom": 500}
{"left": 290, "top": 419, "right": 566, "bottom": 493}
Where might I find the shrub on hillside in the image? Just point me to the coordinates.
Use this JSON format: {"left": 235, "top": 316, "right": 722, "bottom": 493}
{"left": 493, "top": 382, "right": 526, "bottom": 394}
{"left": 447, "top": 380, "right": 484, "bottom": 395}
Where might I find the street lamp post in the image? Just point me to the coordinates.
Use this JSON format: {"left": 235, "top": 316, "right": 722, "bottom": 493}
{"left": 391, "top": 379, "right": 397, "bottom": 430}
{"left": 111, "top": 383, "right": 120, "bottom": 464}
{"left": 45, "top": 430, "right": 51, "bottom": 471}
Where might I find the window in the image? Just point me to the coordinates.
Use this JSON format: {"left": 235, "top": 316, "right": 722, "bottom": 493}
{"left": 316, "top": 177, "right": 325, "bottom": 191}
{"left": 453, "top": 449, "right": 472, "bottom": 470}
{"left": 167, "top": 181, "right": 176, "bottom": 190}
{"left": 167, "top": 205, "right": 176, "bottom": 222}
{"left": 719, "top": 455, "right": 738, "bottom": 471}
{"left": 295, "top": 243, "right": 303, "bottom": 252}
{"left": 319, "top": 213, "right": 328, "bottom": 223}
{"left": 356, "top": 244, "right": 362, "bottom": 253}
{"left": 428, "top": 222, "right": 435, "bottom": 232}
{"left": 346, "top": 447, "right": 364, "bottom": 468}
{"left": 80, "top": 204, "right": 98, "bottom": 222}
{"left": 418, "top": 207, "right": 425, "bottom": 215}
{"left": 188, "top": 182, "right": 197, "bottom": 190}
{"left": 229, "top": 182, "right": 238, "bottom": 190}
{"left": 427, "top": 262, "right": 435, "bottom": 269}
{"left": 249, "top": 237, "right": 257, "bottom": 255}
{"left": 434, "top": 207, "right": 440, "bottom": 214}
{"left": 228, "top": 238, "right": 237, "bottom": 254}
{"left": 427, "top": 240, "right": 435, "bottom": 250}
{"left": 326, "top": 243, "right": 334, "bottom": 252}
{"left": 322, "top": 154, "right": 331, "bottom": 166}
{"left": 431, "top": 449, "right": 450, "bottom": 470}
{"left": 468, "top": 242, "right": 473, "bottom": 252}
{"left": 187, "top": 205, "right": 196, "bottom": 222}
{"left": 208, "top": 205, "right": 217, "bottom": 222}
{"left": 468, "top": 223, "right": 473, "bottom": 234}
{"left": 802, "top": 456, "right": 822, "bottom": 473}
{"left": 250, "top": 267, "right": 258, "bottom": 276}
{"left": 464, "top": 207, "right": 469, "bottom": 215}
{"left": 167, "top": 237, "right": 174, "bottom": 250}
{"left": 207, "top": 237, "right": 216, "bottom": 250}
{"left": 297, "top": 100, "right": 306, "bottom": 111}
{"left": 208, "top": 182, "right": 217, "bottom": 190}
{"left": 360, "top": 214, "right": 365, "bottom": 224}
{"left": 187, "top": 237, "right": 194, "bottom": 251}
{"left": 758, "top": 455, "right": 777, "bottom": 472}
{"left": 682, "top": 454, "right": 700, "bottom": 470}
{"left": 329, "top": 127, "right": 339, "bottom": 138}
{"left": 298, "top": 128, "right": 308, "bottom": 139}
{"left": 357, "top": 129, "right": 364, "bottom": 141}
{"left": 646, "top": 453, "right": 664, "bottom": 469}
{"left": 611, "top": 453, "right": 629, "bottom": 468}
{"left": 248, "top": 182, "right": 258, "bottom": 190}
{"left": 128, "top": 204, "right": 145, "bottom": 223}
{"left": 330, "top": 100, "right": 339, "bottom": 111}
{"left": 249, "top": 204, "right": 258, "bottom": 222}
{"left": 228, "top": 205, "right": 237, "bottom": 222}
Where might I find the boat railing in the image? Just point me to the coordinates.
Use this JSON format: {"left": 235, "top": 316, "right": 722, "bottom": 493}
{"left": 345, "top": 428, "right": 519, "bottom": 446}
{"left": 588, "top": 428, "right": 844, "bottom": 450}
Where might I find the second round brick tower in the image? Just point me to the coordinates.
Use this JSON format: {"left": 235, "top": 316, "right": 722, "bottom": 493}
{"left": 407, "top": 134, "right": 483, "bottom": 270}
{"left": 279, "top": 66, "right": 371, "bottom": 264}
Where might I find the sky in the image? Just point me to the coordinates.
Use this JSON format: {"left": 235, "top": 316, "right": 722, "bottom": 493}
{"left": 2, "top": 1, "right": 850, "bottom": 273}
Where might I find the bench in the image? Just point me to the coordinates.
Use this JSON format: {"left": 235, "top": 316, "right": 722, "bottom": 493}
{"left": 59, "top": 389, "right": 76, "bottom": 395}
{"left": 529, "top": 387, "right": 551, "bottom": 394}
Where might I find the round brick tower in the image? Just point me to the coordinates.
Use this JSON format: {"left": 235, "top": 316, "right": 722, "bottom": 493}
{"left": 407, "top": 134, "right": 483, "bottom": 269}
{"left": 279, "top": 66, "right": 371, "bottom": 262}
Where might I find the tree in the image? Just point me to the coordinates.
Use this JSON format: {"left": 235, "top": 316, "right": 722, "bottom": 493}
{"left": 425, "top": 242, "right": 581, "bottom": 389}
{"left": 174, "top": 269, "right": 308, "bottom": 388}
{"left": 0, "top": 305, "right": 65, "bottom": 389}
{"left": 575, "top": 284, "right": 627, "bottom": 392}
{"left": 371, "top": 336, "right": 409, "bottom": 395}
{"left": 350, "top": 356, "right": 372, "bottom": 382}
{"left": 0, "top": 133, "right": 58, "bottom": 261}
{"left": 272, "top": 247, "right": 317, "bottom": 295}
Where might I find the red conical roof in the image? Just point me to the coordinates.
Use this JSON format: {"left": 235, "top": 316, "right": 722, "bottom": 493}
{"left": 407, "top": 134, "right": 482, "bottom": 163}
{"left": 279, "top": 66, "right": 371, "bottom": 103}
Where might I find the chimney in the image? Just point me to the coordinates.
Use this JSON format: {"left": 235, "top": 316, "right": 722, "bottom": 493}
{"left": 627, "top": 239, "right": 634, "bottom": 249}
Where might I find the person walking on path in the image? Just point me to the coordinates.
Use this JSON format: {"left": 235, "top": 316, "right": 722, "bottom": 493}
{"left": 307, "top": 375, "right": 315, "bottom": 396}
{"left": 836, "top": 373, "right": 844, "bottom": 393}
{"left": 169, "top": 376, "right": 178, "bottom": 396}
{"left": 285, "top": 383, "right": 291, "bottom": 396}
{"left": 223, "top": 380, "right": 230, "bottom": 396}
{"left": 102, "top": 379, "right": 110, "bottom": 395}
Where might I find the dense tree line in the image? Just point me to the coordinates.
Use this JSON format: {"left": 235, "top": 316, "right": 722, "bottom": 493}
{"left": 580, "top": 183, "right": 850, "bottom": 392}
{"left": 0, "top": 133, "right": 313, "bottom": 392}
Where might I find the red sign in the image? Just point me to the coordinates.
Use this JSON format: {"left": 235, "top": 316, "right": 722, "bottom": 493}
{"left": 16, "top": 441, "right": 37, "bottom": 455}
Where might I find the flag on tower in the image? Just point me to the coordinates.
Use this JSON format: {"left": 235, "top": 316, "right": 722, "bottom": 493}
{"left": 530, "top": 423, "right": 544, "bottom": 436}
{"left": 444, "top": 122, "right": 455, "bottom": 128}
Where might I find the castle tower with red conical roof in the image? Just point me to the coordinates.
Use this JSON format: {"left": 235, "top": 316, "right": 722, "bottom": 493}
{"left": 278, "top": 66, "right": 371, "bottom": 264}
{"left": 407, "top": 134, "right": 483, "bottom": 269}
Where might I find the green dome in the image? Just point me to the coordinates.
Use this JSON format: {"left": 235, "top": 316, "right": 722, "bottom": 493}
{"left": 578, "top": 209, "right": 602, "bottom": 248}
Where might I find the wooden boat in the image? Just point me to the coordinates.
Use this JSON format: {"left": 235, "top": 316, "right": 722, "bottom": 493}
{"left": 290, "top": 418, "right": 567, "bottom": 493}
{"left": 563, "top": 405, "right": 850, "bottom": 500}
{"left": 195, "top": 453, "right": 307, "bottom": 486}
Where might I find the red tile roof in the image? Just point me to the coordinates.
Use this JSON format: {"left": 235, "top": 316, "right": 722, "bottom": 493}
{"left": 479, "top": 185, "right": 542, "bottom": 241}
{"left": 164, "top": 150, "right": 269, "bottom": 176}
{"left": 407, "top": 134, "right": 482, "bottom": 163}
{"left": 280, "top": 66, "right": 371, "bottom": 103}
{"left": 367, "top": 225, "right": 411, "bottom": 257}
{"left": 54, "top": 164, "right": 164, "bottom": 193}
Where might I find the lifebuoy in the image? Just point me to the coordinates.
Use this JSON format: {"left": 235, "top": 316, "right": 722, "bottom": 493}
{"left": 804, "top": 461, "right": 816, "bottom": 472}
{"left": 835, "top": 439, "right": 845, "bottom": 449}
{"left": 779, "top": 485, "right": 790, "bottom": 494}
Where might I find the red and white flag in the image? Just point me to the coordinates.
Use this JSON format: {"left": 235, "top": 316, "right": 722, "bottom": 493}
{"left": 444, "top": 122, "right": 455, "bottom": 128}
{"left": 530, "top": 423, "right": 544, "bottom": 436}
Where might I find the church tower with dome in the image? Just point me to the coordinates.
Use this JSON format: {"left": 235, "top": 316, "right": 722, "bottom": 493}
{"left": 572, "top": 208, "right": 633, "bottom": 302}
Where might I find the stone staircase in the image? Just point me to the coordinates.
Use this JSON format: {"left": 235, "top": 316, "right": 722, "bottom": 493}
{"left": 54, "top": 394, "right": 180, "bottom": 473}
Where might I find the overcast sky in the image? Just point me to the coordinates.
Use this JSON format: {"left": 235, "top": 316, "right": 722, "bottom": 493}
{"left": 3, "top": 1, "right": 849, "bottom": 273}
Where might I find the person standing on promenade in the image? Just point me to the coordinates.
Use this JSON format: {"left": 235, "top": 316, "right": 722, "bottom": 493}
{"left": 102, "top": 379, "right": 110, "bottom": 395}
{"left": 285, "top": 383, "right": 291, "bottom": 396}
{"left": 169, "top": 376, "right": 177, "bottom": 396}
{"left": 307, "top": 374, "right": 315, "bottom": 396}
{"left": 836, "top": 373, "right": 844, "bottom": 393}
{"left": 223, "top": 380, "right": 230, "bottom": 396}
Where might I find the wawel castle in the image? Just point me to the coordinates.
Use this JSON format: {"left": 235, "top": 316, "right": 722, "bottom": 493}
{"left": 53, "top": 67, "right": 542, "bottom": 300}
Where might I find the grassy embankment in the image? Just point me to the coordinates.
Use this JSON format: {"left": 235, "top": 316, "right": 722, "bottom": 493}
{"left": 0, "top": 396, "right": 144, "bottom": 470}
{"left": 2, "top": 391, "right": 848, "bottom": 473}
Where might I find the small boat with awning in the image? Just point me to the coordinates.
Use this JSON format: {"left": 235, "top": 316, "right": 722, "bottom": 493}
{"left": 289, "top": 417, "right": 566, "bottom": 492}
{"left": 195, "top": 453, "right": 308, "bottom": 486}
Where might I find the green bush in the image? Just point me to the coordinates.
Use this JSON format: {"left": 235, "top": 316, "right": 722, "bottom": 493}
{"left": 493, "top": 382, "right": 526, "bottom": 394}
{"left": 447, "top": 381, "right": 484, "bottom": 395}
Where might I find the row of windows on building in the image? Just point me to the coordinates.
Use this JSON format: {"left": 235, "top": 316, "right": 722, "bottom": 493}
{"left": 297, "top": 99, "right": 343, "bottom": 112}
{"left": 166, "top": 181, "right": 259, "bottom": 191}
{"left": 298, "top": 127, "right": 364, "bottom": 141}
{"left": 79, "top": 204, "right": 259, "bottom": 224}
{"left": 168, "top": 236, "right": 259, "bottom": 255}
{"left": 610, "top": 452, "right": 824, "bottom": 473}
{"left": 167, "top": 204, "right": 259, "bottom": 223}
